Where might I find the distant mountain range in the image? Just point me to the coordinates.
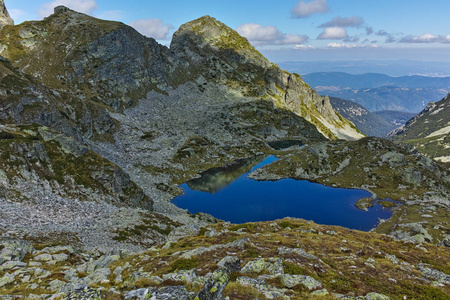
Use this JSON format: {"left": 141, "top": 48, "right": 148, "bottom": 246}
{"left": 329, "top": 97, "right": 415, "bottom": 137}
{"left": 303, "top": 72, "right": 450, "bottom": 113}
{"left": 390, "top": 93, "right": 450, "bottom": 163}
{"left": 278, "top": 60, "right": 450, "bottom": 77}
{"left": 374, "top": 110, "right": 416, "bottom": 128}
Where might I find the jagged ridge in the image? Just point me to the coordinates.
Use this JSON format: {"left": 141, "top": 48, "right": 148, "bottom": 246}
{"left": 390, "top": 93, "right": 450, "bottom": 162}
{"left": 0, "top": 8, "right": 362, "bottom": 141}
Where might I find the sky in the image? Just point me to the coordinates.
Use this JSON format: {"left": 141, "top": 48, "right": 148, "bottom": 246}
{"left": 6, "top": 0, "right": 450, "bottom": 63}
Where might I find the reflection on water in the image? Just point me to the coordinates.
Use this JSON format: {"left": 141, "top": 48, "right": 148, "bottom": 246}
{"left": 187, "top": 155, "right": 266, "bottom": 193}
{"left": 173, "top": 156, "right": 393, "bottom": 231}
{"left": 268, "top": 140, "right": 304, "bottom": 150}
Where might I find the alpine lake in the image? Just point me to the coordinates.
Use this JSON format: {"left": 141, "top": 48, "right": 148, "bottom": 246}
{"left": 173, "top": 154, "right": 394, "bottom": 231}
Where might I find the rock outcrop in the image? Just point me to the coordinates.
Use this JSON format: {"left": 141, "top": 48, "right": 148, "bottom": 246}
{"left": 1, "top": 219, "right": 449, "bottom": 299}
{"left": 390, "top": 93, "right": 450, "bottom": 162}
{"left": 0, "top": 0, "right": 13, "bottom": 27}
{"left": 171, "top": 15, "right": 363, "bottom": 140}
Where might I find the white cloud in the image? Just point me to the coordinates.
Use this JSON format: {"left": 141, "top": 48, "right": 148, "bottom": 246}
{"left": 327, "top": 43, "right": 380, "bottom": 49}
{"left": 293, "top": 44, "right": 315, "bottom": 50}
{"left": 317, "top": 27, "right": 348, "bottom": 40}
{"left": 39, "top": 0, "right": 98, "bottom": 18}
{"left": 95, "top": 10, "right": 124, "bottom": 21}
{"left": 129, "top": 19, "right": 173, "bottom": 40}
{"left": 291, "top": 0, "right": 328, "bottom": 18}
{"left": 236, "top": 23, "right": 308, "bottom": 46}
{"left": 319, "top": 16, "right": 364, "bottom": 28}
{"left": 399, "top": 33, "right": 450, "bottom": 43}
{"left": 8, "top": 9, "right": 27, "bottom": 20}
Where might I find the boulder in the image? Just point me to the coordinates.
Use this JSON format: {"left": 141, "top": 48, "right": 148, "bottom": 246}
{"left": 0, "top": 240, "right": 34, "bottom": 263}
{"left": 279, "top": 274, "right": 322, "bottom": 290}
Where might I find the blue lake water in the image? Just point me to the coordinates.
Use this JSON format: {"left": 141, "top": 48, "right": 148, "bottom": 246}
{"left": 172, "top": 156, "right": 393, "bottom": 231}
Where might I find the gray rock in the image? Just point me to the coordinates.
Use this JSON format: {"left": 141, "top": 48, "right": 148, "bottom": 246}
{"left": 113, "top": 266, "right": 124, "bottom": 276}
{"left": 197, "top": 267, "right": 230, "bottom": 300}
{"left": 385, "top": 254, "right": 399, "bottom": 265}
{"left": 180, "top": 238, "right": 250, "bottom": 259}
{"left": 84, "top": 268, "right": 111, "bottom": 284}
{"left": 95, "top": 254, "right": 120, "bottom": 269}
{"left": 417, "top": 264, "right": 450, "bottom": 285}
{"left": 279, "top": 274, "right": 322, "bottom": 290}
{"left": 0, "top": 240, "right": 34, "bottom": 263}
{"left": 126, "top": 286, "right": 195, "bottom": 300}
{"left": 278, "top": 246, "right": 320, "bottom": 261}
{"left": 237, "top": 276, "right": 270, "bottom": 289}
{"left": 0, "top": 260, "right": 27, "bottom": 271}
{"left": 31, "top": 267, "right": 52, "bottom": 278}
{"left": 43, "top": 245, "right": 75, "bottom": 254}
{"left": 49, "top": 279, "right": 67, "bottom": 291}
{"left": 241, "top": 257, "right": 284, "bottom": 276}
{"left": 381, "top": 152, "right": 407, "bottom": 167}
{"left": 52, "top": 253, "right": 69, "bottom": 262}
{"left": 217, "top": 256, "right": 241, "bottom": 273}
{"left": 125, "top": 288, "right": 149, "bottom": 300}
{"left": 62, "top": 286, "right": 102, "bottom": 300}
{"left": 365, "top": 292, "right": 390, "bottom": 300}
{"left": 311, "top": 289, "right": 329, "bottom": 296}
{"left": 266, "top": 258, "right": 284, "bottom": 275}
{"left": 163, "top": 269, "right": 201, "bottom": 284}
{"left": 0, "top": 273, "right": 14, "bottom": 288}
{"left": 241, "top": 258, "right": 267, "bottom": 274}
{"left": 0, "top": 0, "right": 13, "bottom": 27}
{"left": 34, "top": 253, "right": 53, "bottom": 262}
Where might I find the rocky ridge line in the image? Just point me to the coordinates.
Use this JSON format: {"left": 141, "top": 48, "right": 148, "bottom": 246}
{"left": 0, "top": 0, "right": 13, "bottom": 27}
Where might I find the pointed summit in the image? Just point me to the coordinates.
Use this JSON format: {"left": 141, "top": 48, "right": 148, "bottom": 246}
{"left": 0, "top": 0, "right": 13, "bottom": 27}
{"left": 171, "top": 15, "right": 271, "bottom": 69}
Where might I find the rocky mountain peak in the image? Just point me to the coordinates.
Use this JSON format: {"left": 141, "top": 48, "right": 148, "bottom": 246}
{"left": 171, "top": 15, "right": 271, "bottom": 69}
{"left": 0, "top": 0, "right": 13, "bottom": 27}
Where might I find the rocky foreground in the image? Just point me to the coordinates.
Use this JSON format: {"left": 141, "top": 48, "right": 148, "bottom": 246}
{"left": 0, "top": 5, "right": 449, "bottom": 299}
{"left": 1, "top": 219, "right": 449, "bottom": 299}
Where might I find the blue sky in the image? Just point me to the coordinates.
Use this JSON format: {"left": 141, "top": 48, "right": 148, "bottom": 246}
{"left": 6, "top": 0, "right": 450, "bottom": 62}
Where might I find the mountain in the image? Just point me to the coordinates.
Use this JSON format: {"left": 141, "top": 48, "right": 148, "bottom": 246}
{"left": 330, "top": 97, "right": 397, "bottom": 137}
{"left": 390, "top": 93, "right": 450, "bottom": 163}
{"left": 303, "top": 72, "right": 450, "bottom": 90}
{"left": 303, "top": 72, "right": 449, "bottom": 112}
{"left": 0, "top": 8, "right": 361, "bottom": 141}
{"left": 0, "top": 0, "right": 13, "bottom": 27}
{"left": 0, "top": 6, "right": 363, "bottom": 248}
{"left": 0, "top": 5, "right": 449, "bottom": 299}
{"left": 374, "top": 110, "right": 416, "bottom": 127}
{"left": 278, "top": 60, "right": 450, "bottom": 77}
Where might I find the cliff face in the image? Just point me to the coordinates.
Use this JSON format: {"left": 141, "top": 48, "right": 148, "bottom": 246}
{"left": 0, "top": 0, "right": 13, "bottom": 27}
{"left": 170, "top": 16, "right": 363, "bottom": 140}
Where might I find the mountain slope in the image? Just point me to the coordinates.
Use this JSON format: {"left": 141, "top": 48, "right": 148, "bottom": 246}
{"left": 390, "top": 93, "right": 450, "bottom": 162}
{"left": 374, "top": 110, "right": 416, "bottom": 128}
{"left": 170, "top": 16, "right": 362, "bottom": 140}
{"left": 329, "top": 97, "right": 397, "bottom": 137}
{"left": 0, "top": 8, "right": 362, "bottom": 141}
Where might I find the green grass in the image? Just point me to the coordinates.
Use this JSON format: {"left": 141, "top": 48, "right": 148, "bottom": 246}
{"left": 169, "top": 258, "right": 199, "bottom": 272}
